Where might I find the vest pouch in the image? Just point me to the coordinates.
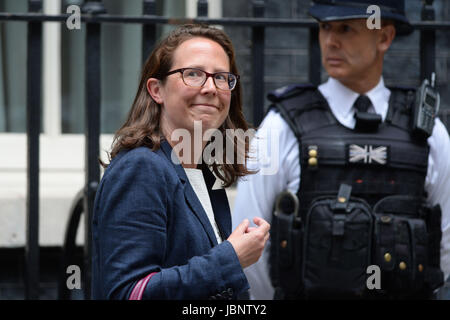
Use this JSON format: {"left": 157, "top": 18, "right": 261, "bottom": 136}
{"left": 424, "top": 204, "right": 444, "bottom": 292}
{"left": 302, "top": 185, "right": 373, "bottom": 297}
{"left": 270, "top": 211, "right": 304, "bottom": 298}
{"left": 373, "top": 214, "right": 415, "bottom": 295}
{"left": 373, "top": 196, "right": 434, "bottom": 296}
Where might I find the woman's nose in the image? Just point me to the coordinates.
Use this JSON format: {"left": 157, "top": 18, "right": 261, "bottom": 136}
{"left": 201, "top": 76, "right": 217, "bottom": 93}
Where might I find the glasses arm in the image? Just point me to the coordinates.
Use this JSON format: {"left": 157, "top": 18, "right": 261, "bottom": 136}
{"left": 163, "top": 68, "right": 184, "bottom": 77}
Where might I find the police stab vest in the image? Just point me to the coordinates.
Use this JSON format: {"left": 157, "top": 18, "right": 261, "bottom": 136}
{"left": 268, "top": 84, "right": 444, "bottom": 299}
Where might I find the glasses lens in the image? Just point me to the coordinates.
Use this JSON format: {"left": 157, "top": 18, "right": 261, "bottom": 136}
{"left": 227, "top": 74, "right": 237, "bottom": 90}
{"left": 182, "top": 68, "right": 237, "bottom": 90}
{"left": 213, "top": 73, "right": 228, "bottom": 90}
{"left": 182, "top": 69, "right": 206, "bottom": 87}
{"left": 214, "top": 73, "right": 237, "bottom": 90}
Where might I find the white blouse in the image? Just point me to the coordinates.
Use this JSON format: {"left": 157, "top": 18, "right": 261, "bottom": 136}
{"left": 184, "top": 168, "right": 223, "bottom": 244}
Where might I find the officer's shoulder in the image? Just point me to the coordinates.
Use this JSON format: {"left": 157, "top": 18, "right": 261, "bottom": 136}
{"left": 387, "top": 85, "right": 417, "bottom": 109}
{"left": 387, "top": 85, "right": 416, "bottom": 94}
{"left": 267, "top": 83, "right": 317, "bottom": 103}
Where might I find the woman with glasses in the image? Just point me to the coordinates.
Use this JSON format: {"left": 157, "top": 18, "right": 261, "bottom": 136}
{"left": 91, "top": 24, "right": 270, "bottom": 300}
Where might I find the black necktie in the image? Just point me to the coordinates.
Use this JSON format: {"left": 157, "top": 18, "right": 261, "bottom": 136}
{"left": 353, "top": 95, "right": 372, "bottom": 113}
{"left": 353, "top": 94, "right": 381, "bottom": 132}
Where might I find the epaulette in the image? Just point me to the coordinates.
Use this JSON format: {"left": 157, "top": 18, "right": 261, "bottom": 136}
{"left": 267, "top": 83, "right": 316, "bottom": 103}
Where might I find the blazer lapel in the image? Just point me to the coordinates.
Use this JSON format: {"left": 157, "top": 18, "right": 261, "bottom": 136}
{"left": 159, "top": 140, "right": 219, "bottom": 246}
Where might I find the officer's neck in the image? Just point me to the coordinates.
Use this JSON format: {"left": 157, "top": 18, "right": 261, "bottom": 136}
{"left": 337, "top": 75, "right": 382, "bottom": 95}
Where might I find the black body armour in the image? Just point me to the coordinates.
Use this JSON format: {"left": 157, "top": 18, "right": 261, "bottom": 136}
{"left": 268, "top": 85, "right": 444, "bottom": 299}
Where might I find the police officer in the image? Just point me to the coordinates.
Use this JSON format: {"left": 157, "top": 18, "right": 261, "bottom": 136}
{"left": 233, "top": 0, "right": 450, "bottom": 299}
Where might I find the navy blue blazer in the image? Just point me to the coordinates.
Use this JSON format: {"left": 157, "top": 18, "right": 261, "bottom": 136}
{"left": 91, "top": 140, "right": 249, "bottom": 299}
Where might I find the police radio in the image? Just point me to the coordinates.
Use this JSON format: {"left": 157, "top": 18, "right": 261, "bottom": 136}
{"left": 413, "top": 73, "right": 440, "bottom": 138}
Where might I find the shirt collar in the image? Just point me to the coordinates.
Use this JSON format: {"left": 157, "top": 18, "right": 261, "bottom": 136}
{"left": 319, "top": 77, "right": 390, "bottom": 120}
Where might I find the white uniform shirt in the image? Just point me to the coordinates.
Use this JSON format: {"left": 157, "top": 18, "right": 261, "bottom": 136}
{"left": 233, "top": 77, "right": 450, "bottom": 299}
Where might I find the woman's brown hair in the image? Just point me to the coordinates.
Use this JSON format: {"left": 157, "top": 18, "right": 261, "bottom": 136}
{"left": 103, "top": 24, "right": 254, "bottom": 187}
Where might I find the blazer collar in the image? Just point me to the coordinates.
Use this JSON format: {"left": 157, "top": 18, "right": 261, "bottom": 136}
{"left": 160, "top": 139, "right": 187, "bottom": 184}
{"left": 159, "top": 140, "right": 231, "bottom": 245}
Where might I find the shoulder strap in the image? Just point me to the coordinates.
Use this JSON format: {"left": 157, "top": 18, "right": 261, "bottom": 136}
{"left": 386, "top": 86, "right": 416, "bottom": 131}
{"left": 267, "top": 83, "right": 316, "bottom": 103}
{"left": 267, "top": 84, "right": 337, "bottom": 140}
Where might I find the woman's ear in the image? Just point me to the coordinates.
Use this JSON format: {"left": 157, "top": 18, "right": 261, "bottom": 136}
{"left": 146, "top": 78, "right": 164, "bottom": 104}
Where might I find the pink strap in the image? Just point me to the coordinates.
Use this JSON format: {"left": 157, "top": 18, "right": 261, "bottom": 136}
{"left": 129, "top": 272, "right": 157, "bottom": 300}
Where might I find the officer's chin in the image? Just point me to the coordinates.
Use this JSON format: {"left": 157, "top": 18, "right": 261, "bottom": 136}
{"left": 324, "top": 66, "right": 348, "bottom": 81}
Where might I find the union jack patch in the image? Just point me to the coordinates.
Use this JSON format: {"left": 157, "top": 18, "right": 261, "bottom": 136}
{"left": 347, "top": 144, "right": 389, "bottom": 165}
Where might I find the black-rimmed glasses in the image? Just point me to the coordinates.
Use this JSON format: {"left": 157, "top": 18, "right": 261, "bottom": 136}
{"left": 164, "top": 68, "right": 239, "bottom": 91}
